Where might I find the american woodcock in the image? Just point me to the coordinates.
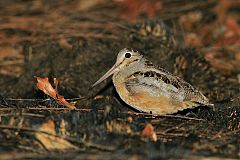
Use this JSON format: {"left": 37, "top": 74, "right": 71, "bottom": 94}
{"left": 92, "top": 48, "right": 213, "bottom": 115}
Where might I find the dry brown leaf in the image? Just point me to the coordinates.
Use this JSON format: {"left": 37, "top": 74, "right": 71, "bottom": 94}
{"left": 56, "top": 95, "right": 76, "bottom": 110}
{"left": 106, "top": 120, "right": 132, "bottom": 134}
{"left": 192, "top": 141, "right": 218, "bottom": 153}
{"left": 94, "top": 95, "right": 105, "bottom": 100}
{"left": 36, "top": 77, "right": 76, "bottom": 109}
{"left": 58, "top": 36, "right": 72, "bottom": 49}
{"left": 35, "top": 120, "right": 78, "bottom": 151}
{"left": 140, "top": 123, "right": 157, "bottom": 142}
{"left": 36, "top": 77, "right": 57, "bottom": 99}
{"left": 59, "top": 119, "right": 69, "bottom": 136}
{"left": 127, "top": 116, "right": 133, "bottom": 123}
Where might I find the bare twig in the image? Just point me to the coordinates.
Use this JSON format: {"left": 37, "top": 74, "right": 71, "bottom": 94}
{"left": 0, "top": 107, "right": 105, "bottom": 113}
{"left": 126, "top": 111, "right": 204, "bottom": 121}
{"left": 3, "top": 98, "right": 51, "bottom": 101}
{"left": 3, "top": 97, "right": 87, "bottom": 102}
{"left": 0, "top": 113, "right": 45, "bottom": 118}
{"left": 156, "top": 131, "right": 189, "bottom": 137}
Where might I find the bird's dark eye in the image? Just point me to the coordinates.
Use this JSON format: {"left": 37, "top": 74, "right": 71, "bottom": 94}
{"left": 125, "top": 52, "right": 131, "bottom": 58}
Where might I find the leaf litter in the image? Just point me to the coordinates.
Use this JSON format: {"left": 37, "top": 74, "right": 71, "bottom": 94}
{"left": 0, "top": 0, "right": 239, "bottom": 159}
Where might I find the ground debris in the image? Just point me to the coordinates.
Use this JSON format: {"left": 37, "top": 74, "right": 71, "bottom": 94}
{"left": 35, "top": 119, "right": 78, "bottom": 151}
{"left": 140, "top": 123, "right": 157, "bottom": 142}
{"left": 0, "top": 0, "right": 239, "bottom": 159}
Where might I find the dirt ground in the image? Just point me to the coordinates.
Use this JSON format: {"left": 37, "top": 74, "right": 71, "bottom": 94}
{"left": 0, "top": 0, "right": 240, "bottom": 159}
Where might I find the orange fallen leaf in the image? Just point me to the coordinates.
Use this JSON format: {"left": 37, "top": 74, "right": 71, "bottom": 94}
{"left": 56, "top": 95, "right": 76, "bottom": 110}
{"left": 36, "top": 77, "right": 76, "bottom": 109}
{"left": 58, "top": 36, "right": 72, "bottom": 49}
{"left": 94, "top": 95, "right": 105, "bottom": 100}
{"left": 140, "top": 123, "right": 157, "bottom": 142}
{"left": 106, "top": 120, "right": 132, "bottom": 134}
{"left": 127, "top": 116, "right": 133, "bottom": 123}
{"left": 36, "top": 77, "right": 57, "bottom": 99}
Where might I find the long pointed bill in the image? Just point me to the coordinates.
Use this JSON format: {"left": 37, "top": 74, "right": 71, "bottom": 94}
{"left": 91, "top": 64, "right": 119, "bottom": 88}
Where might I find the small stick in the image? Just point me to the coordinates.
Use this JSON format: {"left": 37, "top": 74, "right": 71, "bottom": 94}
{"left": 0, "top": 113, "right": 45, "bottom": 118}
{"left": 156, "top": 131, "right": 189, "bottom": 137}
{"left": 126, "top": 111, "right": 204, "bottom": 121}
{"left": 4, "top": 97, "right": 87, "bottom": 101}
{"left": 0, "top": 107, "right": 105, "bottom": 113}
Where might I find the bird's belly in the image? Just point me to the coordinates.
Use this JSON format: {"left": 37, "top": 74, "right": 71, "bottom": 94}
{"left": 114, "top": 81, "right": 189, "bottom": 115}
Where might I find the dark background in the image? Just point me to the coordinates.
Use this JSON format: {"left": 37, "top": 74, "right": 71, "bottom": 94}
{"left": 0, "top": 0, "right": 239, "bottom": 159}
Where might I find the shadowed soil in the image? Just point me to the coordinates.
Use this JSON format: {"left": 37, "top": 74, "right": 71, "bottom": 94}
{"left": 0, "top": 1, "right": 239, "bottom": 159}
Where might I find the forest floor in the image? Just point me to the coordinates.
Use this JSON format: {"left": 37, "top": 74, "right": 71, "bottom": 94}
{"left": 0, "top": 0, "right": 240, "bottom": 159}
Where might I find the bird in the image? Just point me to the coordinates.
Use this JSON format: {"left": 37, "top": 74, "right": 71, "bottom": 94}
{"left": 92, "top": 48, "right": 213, "bottom": 115}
